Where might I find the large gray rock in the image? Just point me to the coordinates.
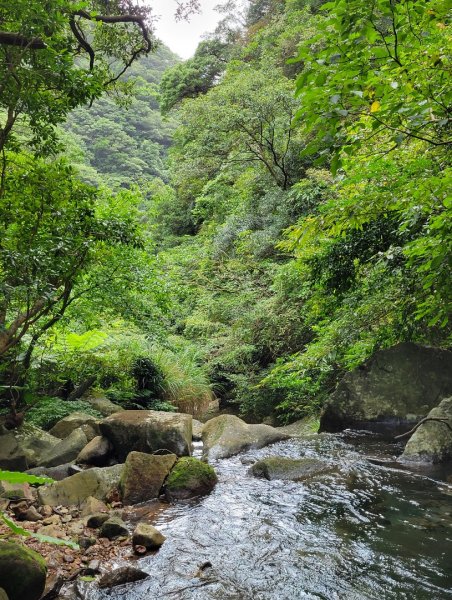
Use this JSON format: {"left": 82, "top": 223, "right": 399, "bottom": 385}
{"left": 49, "top": 412, "right": 99, "bottom": 440}
{"left": 99, "top": 411, "right": 192, "bottom": 461}
{"left": 119, "top": 451, "right": 177, "bottom": 505}
{"left": 76, "top": 436, "right": 112, "bottom": 467}
{"left": 0, "top": 433, "right": 28, "bottom": 471}
{"left": 401, "top": 397, "right": 452, "bottom": 463}
{"left": 250, "top": 456, "right": 334, "bottom": 481}
{"left": 37, "top": 464, "right": 123, "bottom": 506}
{"left": 320, "top": 343, "right": 452, "bottom": 433}
{"left": 13, "top": 426, "right": 60, "bottom": 468}
{"left": 0, "top": 542, "right": 46, "bottom": 600}
{"left": 202, "top": 415, "right": 290, "bottom": 461}
{"left": 37, "top": 429, "right": 88, "bottom": 468}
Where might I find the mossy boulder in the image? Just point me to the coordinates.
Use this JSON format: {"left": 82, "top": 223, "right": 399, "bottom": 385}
{"left": 320, "top": 343, "right": 452, "bottom": 433}
{"left": 165, "top": 457, "right": 217, "bottom": 500}
{"left": 250, "top": 456, "right": 335, "bottom": 481}
{"left": 0, "top": 542, "right": 46, "bottom": 600}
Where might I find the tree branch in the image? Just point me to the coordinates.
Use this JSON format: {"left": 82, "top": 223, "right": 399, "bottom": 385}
{"left": 0, "top": 32, "right": 46, "bottom": 50}
{"left": 395, "top": 417, "right": 452, "bottom": 440}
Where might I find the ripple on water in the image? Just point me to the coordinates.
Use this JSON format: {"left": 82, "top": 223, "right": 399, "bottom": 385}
{"left": 91, "top": 433, "right": 452, "bottom": 600}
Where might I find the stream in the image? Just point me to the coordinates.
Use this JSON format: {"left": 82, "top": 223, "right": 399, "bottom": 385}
{"left": 78, "top": 431, "right": 452, "bottom": 599}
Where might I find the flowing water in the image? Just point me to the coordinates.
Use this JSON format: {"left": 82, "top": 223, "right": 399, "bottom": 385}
{"left": 80, "top": 432, "right": 452, "bottom": 600}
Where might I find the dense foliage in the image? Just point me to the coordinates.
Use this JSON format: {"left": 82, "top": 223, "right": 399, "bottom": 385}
{"left": 0, "top": 0, "right": 450, "bottom": 430}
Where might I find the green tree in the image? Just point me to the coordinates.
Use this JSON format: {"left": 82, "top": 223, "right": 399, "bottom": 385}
{"left": 294, "top": 0, "right": 451, "bottom": 169}
{"left": 0, "top": 0, "right": 157, "bottom": 154}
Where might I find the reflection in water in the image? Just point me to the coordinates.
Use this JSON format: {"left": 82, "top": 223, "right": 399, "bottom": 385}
{"left": 89, "top": 433, "right": 452, "bottom": 600}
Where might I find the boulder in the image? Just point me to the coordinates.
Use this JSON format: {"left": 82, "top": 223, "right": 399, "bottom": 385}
{"left": 99, "top": 411, "right": 192, "bottom": 461}
{"left": 132, "top": 523, "right": 165, "bottom": 549}
{"left": 26, "top": 463, "right": 74, "bottom": 481}
{"left": 165, "top": 457, "right": 217, "bottom": 500}
{"left": 192, "top": 420, "right": 204, "bottom": 441}
{"left": 37, "top": 429, "right": 88, "bottom": 468}
{"left": 0, "top": 433, "right": 28, "bottom": 471}
{"left": 49, "top": 412, "right": 99, "bottom": 440}
{"left": 84, "top": 395, "right": 122, "bottom": 417}
{"left": 119, "top": 451, "right": 177, "bottom": 505}
{"left": 13, "top": 426, "right": 60, "bottom": 468}
{"left": 202, "top": 415, "right": 290, "bottom": 461}
{"left": 320, "top": 343, "right": 452, "bottom": 433}
{"left": 401, "top": 397, "right": 452, "bottom": 463}
{"left": 0, "top": 588, "right": 8, "bottom": 600}
{"left": 0, "top": 542, "right": 46, "bottom": 600}
{"left": 99, "top": 516, "right": 129, "bottom": 540}
{"left": 250, "top": 456, "right": 334, "bottom": 481}
{"left": 37, "top": 464, "right": 123, "bottom": 507}
{"left": 76, "top": 436, "right": 112, "bottom": 467}
{"left": 98, "top": 566, "right": 148, "bottom": 589}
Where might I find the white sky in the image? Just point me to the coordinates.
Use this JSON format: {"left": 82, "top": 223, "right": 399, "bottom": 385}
{"left": 149, "top": 1, "right": 222, "bottom": 59}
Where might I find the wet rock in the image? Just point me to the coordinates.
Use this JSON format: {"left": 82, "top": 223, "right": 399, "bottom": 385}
{"left": 99, "top": 410, "right": 192, "bottom": 461}
{"left": 165, "top": 457, "right": 217, "bottom": 500}
{"left": 80, "top": 496, "right": 108, "bottom": 517}
{"left": 202, "top": 415, "right": 290, "bottom": 461}
{"left": 132, "top": 522, "right": 165, "bottom": 550}
{"left": 99, "top": 516, "right": 129, "bottom": 540}
{"left": 401, "top": 397, "right": 452, "bottom": 463}
{"left": 37, "top": 464, "right": 123, "bottom": 506}
{"left": 119, "top": 451, "right": 177, "bottom": 505}
{"left": 192, "top": 420, "right": 204, "bottom": 441}
{"left": 320, "top": 343, "right": 452, "bottom": 433}
{"left": 49, "top": 412, "right": 99, "bottom": 440}
{"left": 86, "top": 513, "right": 110, "bottom": 528}
{"left": 27, "top": 463, "right": 74, "bottom": 481}
{"left": 0, "top": 433, "right": 28, "bottom": 471}
{"left": 0, "top": 541, "right": 46, "bottom": 600}
{"left": 37, "top": 429, "right": 88, "bottom": 468}
{"left": 76, "top": 436, "right": 112, "bottom": 467}
{"left": 98, "top": 565, "right": 149, "bottom": 589}
{"left": 250, "top": 457, "right": 334, "bottom": 481}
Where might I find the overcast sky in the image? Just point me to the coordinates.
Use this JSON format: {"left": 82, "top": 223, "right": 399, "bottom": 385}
{"left": 150, "top": 1, "right": 222, "bottom": 59}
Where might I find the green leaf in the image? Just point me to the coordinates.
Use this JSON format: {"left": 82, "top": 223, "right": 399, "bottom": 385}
{"left": 0, "top": 470, "right": 53, "bottom": 486}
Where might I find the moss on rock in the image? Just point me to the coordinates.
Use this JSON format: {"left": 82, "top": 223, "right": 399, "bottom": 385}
{"left": 0, "top": 541, "right": 46, "bottom": 600}
{"left": 165, "top": 457, "right": 217, "bottom": 500}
